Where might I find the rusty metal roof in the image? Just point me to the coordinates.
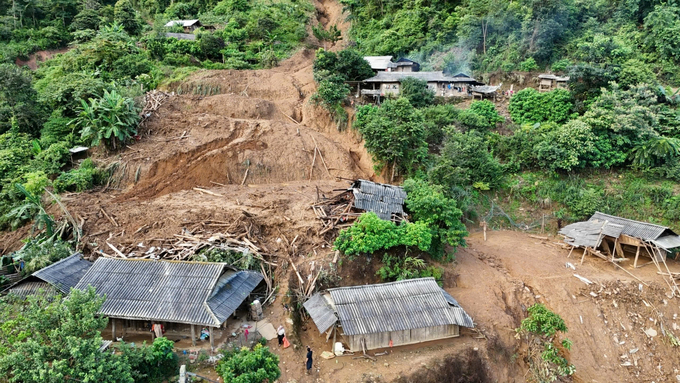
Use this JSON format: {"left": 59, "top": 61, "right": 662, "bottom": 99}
{"left": 317, "top": 278, "right": 473, "bottom": 336}
{"left": 76, "top": 258, "right": 261, "bottom": 326}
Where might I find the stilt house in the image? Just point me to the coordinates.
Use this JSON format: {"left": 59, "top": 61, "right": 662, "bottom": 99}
{"left": 75, "top": 258, "right": 263, "bottom": 347}
{"left": 304, "top": 278, "right": 474, "bottom": 351}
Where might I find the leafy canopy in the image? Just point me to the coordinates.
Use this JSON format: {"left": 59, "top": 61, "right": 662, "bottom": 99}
{"left": 216, "top": 344, "right": 281, "bottom": 383}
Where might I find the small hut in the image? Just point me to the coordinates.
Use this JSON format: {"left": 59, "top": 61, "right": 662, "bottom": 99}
{"left": 303, "top": 278, "right": 474, "bottom": 351}
{"left": 538, "top": 74, "right": 569, "bottom": 92}
{"left": 394, "top": 58, "right": 420, "bottom": 72}
{"left": 75, "top": 258, "right": 263, "bottom": 347}
{"left": 165, "top": 19, "right": 202, "bottom": 32}
{"left": 363, "top": 56, "right": 396, "bottom": 72}
{"left": 471, "top": 84, "right": 502, "bottom": 100}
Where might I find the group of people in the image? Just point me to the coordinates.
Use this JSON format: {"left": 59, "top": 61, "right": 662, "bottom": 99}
{"left": 277, "top": 325, "right": 314, "bottom": 375}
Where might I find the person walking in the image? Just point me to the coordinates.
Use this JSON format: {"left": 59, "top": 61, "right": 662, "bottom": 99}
{"left": 305, "top": 346, "right": 313, "bottom": 375}
{"left": 277, "top": 325, "right": 285, "bottom": 347}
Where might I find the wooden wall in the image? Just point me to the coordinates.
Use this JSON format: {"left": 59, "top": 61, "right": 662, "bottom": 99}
{"left": 347, "top": 325, "right": 460, "bottom": 351}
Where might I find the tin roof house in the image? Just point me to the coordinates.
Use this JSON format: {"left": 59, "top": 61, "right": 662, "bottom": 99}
{"left": 361, "top": 71, "right": 484, "bottom": 99}
{"left": 165, "top": 19, "right": 202, "bottom": 32}
{"left": 304, "top": 278, "right": 474, "bottom": 351}
{"left": 75, "top": 258, "right": 263, "bottom": 346}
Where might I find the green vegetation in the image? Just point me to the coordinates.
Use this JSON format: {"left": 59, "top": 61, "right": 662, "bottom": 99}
{"left": 334, "top": 212, "right": 432, "bottom": 258}
{"left": 517, "top": 303, "right": 575, "bottom": 381}
{"left": 216, "top": 344, "right": 280, "bottom": 383}
{"left": 0, "top": 287, "right": 178, "bottom": 383}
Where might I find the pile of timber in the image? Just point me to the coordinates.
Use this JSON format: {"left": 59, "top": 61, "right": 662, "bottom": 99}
{"left": 312, "top": 189, "right": 361, "bottom": 235}
{"left": 139, "top": 90, "right": 172, "bottom": 132}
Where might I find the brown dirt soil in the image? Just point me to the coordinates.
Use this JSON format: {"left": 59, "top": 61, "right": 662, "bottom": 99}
{"left": 15, "top": 47, "right": 70, "bottom": 70}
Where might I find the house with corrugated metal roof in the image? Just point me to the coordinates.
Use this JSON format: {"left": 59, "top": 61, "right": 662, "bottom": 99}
{"left": 165, "top": 19, "right": 202, "bottom": 32}
{"left": 361, "top": 71, "right": 484, "bottom": 99}
{"left": 303, "top": 278, "right": 473, "bottom": 351}
{"left": 2, "top": 253, "right": 91, "bottom": 298}
{"left": 559, "top": 212, "right": 680, "bottom": 267}
{"left": 75, "top": 258, "right": 263, "bottom": 347}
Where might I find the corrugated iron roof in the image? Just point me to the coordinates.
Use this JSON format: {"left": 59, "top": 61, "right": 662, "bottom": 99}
{"left": 652, "top": 236, "right": 680, "bottom": 250}
{"left": 8, "top": 281, "right": 56, "bottom": 298}
{"left": 165, "top": 32, "right": 196, "bottom": 40}
{"left": 33, "top": 253, "right": 92, "bottom": 294}
{"left": 303, "top": 293, "right": 337, "bottom": 334}
{"left": 363, "top": 71, "right": 481, "bottom": 83}
{"left": 559, "top": 221, "right": 624, "bottom": 248}
{"left": 351, "top": 180, "right": 406, "bottom": 220}
{"left": 325, "top": 278, "right": 473, "bottom": 336}
{"left": 76, "top": 258, "right": 260, "bottom": 326}
{"left": 589, "top": 212, "right": 677, "bottom": 240}
{"left": 363, "top": 56, "right": 395, "bottom": 70}
{"left": 207, "top": 270, "right": 263, "bottom": 324}
{"left": 165, "top": 19, "right": 200, "bottom": 27}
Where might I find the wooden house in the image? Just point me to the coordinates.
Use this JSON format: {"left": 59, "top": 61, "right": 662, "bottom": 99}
{"left": 394, "top": 58, "right": 420, "bottom": 72}
{"left": 303, "top": 278, "right": 474, "bottom": 351}
{"left": 75, "top": 258, "right": 263, "bottom": 347}
{"left": 165, "top": 19, "right": 202, "bottom": 33}
{"left": 538, "top": 74, "right": 569, "bottom": 92}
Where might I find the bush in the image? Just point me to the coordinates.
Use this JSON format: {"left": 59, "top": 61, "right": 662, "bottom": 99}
{"left": 198, "top": 34, "right": 225, "bottom": 61}
{"left": 403, "top": 179, "right": 468, "bottom": 260}
{"left": 467, "top": 100, "right": 504, "bottom": 130}
{"left": 53, "top": 159, "right": 104, "bottom": 193}
{"left": 518, "top": 57, "right": 539, "bottom": 71}
{"left": 121, "top": 337, "right": 179, "bottom": 383}
{"left": 509, "top": 88, "right": 573, "bottom": 125}
{"left": 216, "top": 344, "right": 280, "bottom": 383}
{"left": 334, "top": 212, "right": 432, "bottom": 258}
{"left": 8, "top": 237, "right": 73, "bottom": 275}
{"left": 377, "top": 254, "right": 443, "bottom": 284}
{"left": 421, "top": 104, "right": 459, "bottom": 145}
{"left": 399, "top": 78, "right": 435, "bottom": 108}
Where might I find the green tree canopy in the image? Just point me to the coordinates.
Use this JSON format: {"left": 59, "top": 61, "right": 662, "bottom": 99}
{"left": 399, "top": 78, "right": 434, "bottom": 108}
{"left": 354, "top": 97, "right": 428, "bottom": 176}
{"left": 216, "top": 344, "right": 281, "bottom": 383}
{"left": 0, "top": 64, "right": 44, "bottom": 136}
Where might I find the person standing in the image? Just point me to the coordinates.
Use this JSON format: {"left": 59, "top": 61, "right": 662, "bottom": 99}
{"left": 277, "top": 325, "right": 285, "bottom": 347}
{"left": 305, "top": 346, "right": 313, "bottom": 375}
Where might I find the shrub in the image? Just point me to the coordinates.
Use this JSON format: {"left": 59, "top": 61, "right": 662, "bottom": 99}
{"left": 334, "top": 212, "right": 432, "bottom": 258}
{"left": 377, "top": 254, "right": 444, "bottom": 284}
{"left": 518, "top": 57, "right": 539, "bottom": 71}
{"left": 518, "top": 304, "right": 575, "bottom": 381}
{"left": 403, "top": 179, "right": 468, "bottom": 260}
{"left": 467, "top": 100, "right": 504, "bottom": 130}
{"left": 551, "top": 59, "right": 571, "bottom": 73}
{"left": 53, "top": 159, "right": 104, "bottom": 193}
{"left": 509, "top": 88, "right": 573, "bottom": 125}
{"left": 399, "top": 78, "right": 435, "bottom": 108}
{"left": 198, "top": 34, "right": 225, "bottom": 61}
{"left": 421, "top": 104, "right": 459, "bottom": 145}
{"left": 72, "top": 89, "right": 140, "bottom": 150}
{"left": 216, "top": 344, "right": 280, "bottom": 383}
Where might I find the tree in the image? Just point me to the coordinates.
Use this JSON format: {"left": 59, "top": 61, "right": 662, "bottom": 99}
{"left": 403, "top": 178, "right": 468, "bottom": 260}
{"left": 399, "top": 78, "right": 434, "bottom": 108}
{"left": 0, "top": 287, "right": 136, "bottom": 383}
{"left": 643, "top": 5, "right": 680, "bottom": 63}
{"left": 72, "top": 89, "right": 140, "bottom": 150}
{"left": 114, "top": 0, "right": 141, "bottom": 35}
{"left": 467, "top": 100, "right": 503, "bottom": 130}
{"left": 508, "top": 88, "right": 573, "bottom": 125}
{"left": 0, "top": 64, "right": 44, "bottom": 136}
{"left": 354, "top": 98, "right": 428, "bottom": 177}
{"left": 429, "top": 130, "right": 504, "bottom": 190}
{"left": 216, "top": 344, "right": 280, "bottom": 383}
{"left": 199, "top": 33, "right": 225, "bottom": 61}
